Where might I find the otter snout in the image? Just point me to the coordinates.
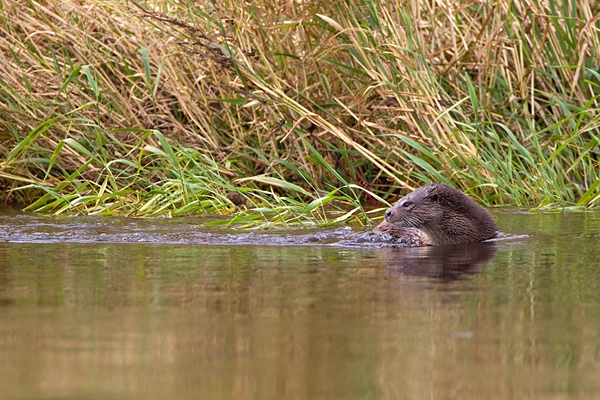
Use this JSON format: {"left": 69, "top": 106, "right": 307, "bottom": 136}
{"left": 384, "top": 206, "right": 403, "bottom": 225}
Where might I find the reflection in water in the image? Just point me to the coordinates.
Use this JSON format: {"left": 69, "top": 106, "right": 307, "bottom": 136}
{"left": 0, "top": 209, "right": 600, "bottom": 399}
{"left": 383, "top": 242, "right": 497, "bottom": 282}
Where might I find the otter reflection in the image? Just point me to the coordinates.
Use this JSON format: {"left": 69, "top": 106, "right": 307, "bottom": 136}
{"left": 383, "top": 242, "right": 497, "bottom": 282}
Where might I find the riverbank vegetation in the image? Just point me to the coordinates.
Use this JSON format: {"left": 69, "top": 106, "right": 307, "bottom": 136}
{"left": 0, "top": 0, "right": 599, "bottom": 225}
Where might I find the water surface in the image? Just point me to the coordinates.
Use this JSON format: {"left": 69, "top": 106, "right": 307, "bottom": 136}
{"left": 1, "top": 208, "right": 599, "bottom": 400}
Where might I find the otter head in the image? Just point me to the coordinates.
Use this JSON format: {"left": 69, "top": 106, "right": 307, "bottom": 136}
{"left": 384, "top": 183, "right": 498, "bottom": 246}
{"left": 384, "top": 184, "right": 445, "bottom": 229}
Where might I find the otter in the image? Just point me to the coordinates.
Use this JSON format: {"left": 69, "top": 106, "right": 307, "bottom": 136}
{"left": 373, "top": 183, "right": 498, "bottom": 246}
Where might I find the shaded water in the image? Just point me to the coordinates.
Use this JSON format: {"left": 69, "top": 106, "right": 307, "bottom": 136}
{"left": 1, "top": 208, "right": 600, "bottom": 400}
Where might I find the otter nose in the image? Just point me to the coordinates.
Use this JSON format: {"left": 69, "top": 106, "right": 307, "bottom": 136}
{"left": 384, "top": 209, "right": 392, "bottom": 218}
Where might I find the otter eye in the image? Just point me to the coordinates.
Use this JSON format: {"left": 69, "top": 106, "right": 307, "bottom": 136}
{"left": 402, "top": 201, "right": 412, "bottom": 207}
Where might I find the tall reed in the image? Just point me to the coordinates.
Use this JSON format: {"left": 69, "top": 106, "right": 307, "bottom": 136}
{"left": 0, "top": 0, "right": 598, "bottom": 223}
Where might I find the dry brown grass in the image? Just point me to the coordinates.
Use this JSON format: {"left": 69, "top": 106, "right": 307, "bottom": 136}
{"left": 0, "top": 0, "right": 598, "bottom": 217}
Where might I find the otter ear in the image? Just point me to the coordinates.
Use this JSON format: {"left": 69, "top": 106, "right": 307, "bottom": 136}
{"left": 425, "top": 185, "right": 440, "bottom": 202}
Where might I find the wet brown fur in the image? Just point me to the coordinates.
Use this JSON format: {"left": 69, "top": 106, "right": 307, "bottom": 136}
{"left": 374, "top": 183, "right": 498, "bottom": 246}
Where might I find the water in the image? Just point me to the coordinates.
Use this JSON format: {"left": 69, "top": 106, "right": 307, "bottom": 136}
{"left": 1, "top": 208, "right": 600, "bottom": 400}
